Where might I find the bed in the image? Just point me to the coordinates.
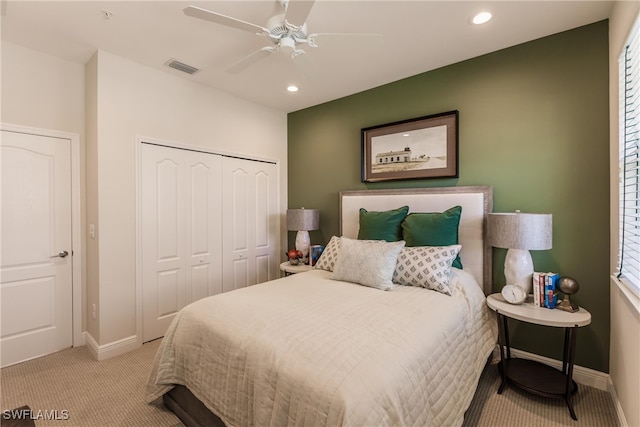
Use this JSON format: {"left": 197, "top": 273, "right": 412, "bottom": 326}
{"left": 146, "top": 186, "right": 498, "bottom": 427}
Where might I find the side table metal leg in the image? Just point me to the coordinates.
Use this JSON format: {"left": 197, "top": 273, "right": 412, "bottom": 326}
{"left": 562, "top": 327, "right": 570, "bottom": 375}
{"left": 503, "top": 315, "right": 511, "bottom": 359}
{"left": 564, "top": 325, "right": 579, "bottom": 420}
{"left": 496, "top": 312, "right": 509, "bottom": 394}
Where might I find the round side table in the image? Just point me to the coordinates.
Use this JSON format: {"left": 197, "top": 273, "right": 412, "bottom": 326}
{"left": 279, "top": 261, "right": 312, "bottom": 276}
{"left": 486, "top": 293, "right": 591, "bottom": 420}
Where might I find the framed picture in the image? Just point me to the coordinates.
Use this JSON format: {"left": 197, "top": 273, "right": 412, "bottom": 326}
{"left": 361, "top": 110, "right": 459, "bottom": 182}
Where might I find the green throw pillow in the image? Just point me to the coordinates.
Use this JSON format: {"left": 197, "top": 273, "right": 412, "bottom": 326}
{"left": 357, "top": 206, "right": 409, "bottom": 242}
{"left": 401, "top": 206, "right": 463, "bottom": 268}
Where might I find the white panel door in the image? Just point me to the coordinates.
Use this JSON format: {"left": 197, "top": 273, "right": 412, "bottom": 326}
{"left": 140, "top": 143, "right": 222, "bottom": 342}
{"left": 188, "top": 160, "right": 223, "bottom": 302}
{"left": 222, "top": 158, "right": 278, "bottom": 291}
{"left": 1, "top": 130, "right": 73, "bottom": 367}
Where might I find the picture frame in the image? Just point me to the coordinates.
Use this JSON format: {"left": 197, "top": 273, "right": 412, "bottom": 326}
{"left": 361, "top": 110, "right": 459, "bottom": 182}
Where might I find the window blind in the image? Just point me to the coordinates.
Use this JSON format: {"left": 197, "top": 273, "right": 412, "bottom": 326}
{"left": 619, "top": 17, "right": 640, "bottom": 294}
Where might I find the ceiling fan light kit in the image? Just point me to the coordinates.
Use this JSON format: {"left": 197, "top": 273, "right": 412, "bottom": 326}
{"left": 279, "top": 36, "right": 298, "bottom": 53}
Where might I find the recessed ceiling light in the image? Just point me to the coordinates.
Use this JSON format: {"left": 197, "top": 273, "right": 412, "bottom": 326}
{"left": 471, "top": 11, "right": 492, "bottom": 25}
{"left": 287, "top": 85, "right": 299, "bottom": 92}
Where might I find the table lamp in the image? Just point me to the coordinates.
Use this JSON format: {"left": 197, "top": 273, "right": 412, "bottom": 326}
{"left": 487, "top": 211, "right": 552, "bottom": 294}
{"left": 286, "top": 208, "right": 320, "bottom": 260}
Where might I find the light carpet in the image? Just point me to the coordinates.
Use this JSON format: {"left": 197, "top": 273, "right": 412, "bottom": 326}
{"left": 462, "top": 358, "right": 619, "bottom": 427}
{"left": 1, "top": 340, "right": 619, "bottom": 426}
{"left": 1, "top": 339, "right": 179, "bottom": 426}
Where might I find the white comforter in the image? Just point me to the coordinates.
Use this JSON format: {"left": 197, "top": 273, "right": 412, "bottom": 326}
{"left": 146, "top": 268, "right": 497, "bottom": 427}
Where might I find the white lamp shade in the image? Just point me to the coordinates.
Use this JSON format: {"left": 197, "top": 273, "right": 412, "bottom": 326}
{"left": 286, "top": 208, "right": 319, "bottom": 231}
{"left": 487, "top": 212, "right": 552, "bottom": 250}
{"left": 487, "top": 212, "right": 552, "bottom": 293}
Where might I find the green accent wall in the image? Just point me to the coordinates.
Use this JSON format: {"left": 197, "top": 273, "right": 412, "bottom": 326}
{"left": 287, "top": 21, "right": 609, "bottom": 372}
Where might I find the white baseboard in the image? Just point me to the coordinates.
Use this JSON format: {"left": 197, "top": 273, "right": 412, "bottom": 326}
{"left": 607, "top": 378, "right": 630, "bottom": 427}
{"left": 84, "top": 333, "right": 141, "bottom": 361}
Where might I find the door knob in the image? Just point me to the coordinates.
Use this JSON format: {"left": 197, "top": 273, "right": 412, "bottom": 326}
{"left": 50, "top": 250, "right": 69, "bottom": 258}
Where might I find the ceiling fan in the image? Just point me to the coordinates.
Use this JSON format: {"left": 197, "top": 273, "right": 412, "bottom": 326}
{"left": 183, "top": 0, "right": 380, "bottom": 74}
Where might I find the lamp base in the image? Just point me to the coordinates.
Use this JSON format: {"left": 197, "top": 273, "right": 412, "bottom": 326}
{"left": 295, "top": 230, "right": 311, "bottom": 259}
{"left": 504, "top": 248, "right": 533, "bottom": 294}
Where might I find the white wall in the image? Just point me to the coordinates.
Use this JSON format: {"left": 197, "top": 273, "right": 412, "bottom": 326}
{"left": 90, "top": 50, "right": 288, "bottom": 348}
{"left": 1, "top": 42, "right": 85, "bottom": 133}
{"left": 608, "top": 2, "right": 640, "bottom": 427}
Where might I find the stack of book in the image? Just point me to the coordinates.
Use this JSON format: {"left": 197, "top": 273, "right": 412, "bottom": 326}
{"left": 532, "top": 272, "right": 559, "bottom": 309}
{"left": 309, "top": 245, "right": 325, "bottom": 267}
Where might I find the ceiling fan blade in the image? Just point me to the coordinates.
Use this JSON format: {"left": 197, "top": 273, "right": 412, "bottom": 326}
{"left": 291, "top": 51, "right": 315, "bottom": 79}
{"left": 226, "top": 47, "right": 275, "bottom": 74}
{"left": 284, "top": 0, "right": 315, "bottom": 28}
{"left": 308, "top": 33, "right": 382, "bottom": 50}
{"left": 183, "top": 6, "right": 268, "bottom": 35}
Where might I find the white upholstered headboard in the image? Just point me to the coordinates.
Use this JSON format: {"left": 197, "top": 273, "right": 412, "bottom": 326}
{"left": 340, "top": 186, "right": 493, "bottom": 295}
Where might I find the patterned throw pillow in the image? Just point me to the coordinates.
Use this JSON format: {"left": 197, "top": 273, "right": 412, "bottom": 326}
{"left": 313, "top": 236, "right": 342, "bottom": 272}
{"left": 393, "top": 245, "right": 462, "bottom": 295}
{"left": 331, "top": 237, "right": 405, "bottom": 291}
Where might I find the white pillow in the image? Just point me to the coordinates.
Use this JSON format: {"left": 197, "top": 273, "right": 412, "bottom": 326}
{"left": 393, "top": 245, "right": 462, "bottom": 295}
{"left": 331, "top": 237, "right": 405, "bottom": 291}
{"left": 314, "top": 235, "right": 342, "bottom": 272}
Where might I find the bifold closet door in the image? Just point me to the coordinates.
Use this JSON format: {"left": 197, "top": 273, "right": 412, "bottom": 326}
{"left": 222, "top": 157, "right": 278, "bottom": 291}
{"left": 141, "top": 143, "right": 222, "bottom": 342}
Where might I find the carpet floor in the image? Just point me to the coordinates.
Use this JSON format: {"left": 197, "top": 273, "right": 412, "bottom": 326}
{"left": 1, "top": 340, "right": 619, "bottom": 426}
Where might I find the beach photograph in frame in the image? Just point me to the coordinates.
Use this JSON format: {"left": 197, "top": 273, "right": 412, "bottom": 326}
{"left": 361, "top": 111, "right": 458, "bottom": 182}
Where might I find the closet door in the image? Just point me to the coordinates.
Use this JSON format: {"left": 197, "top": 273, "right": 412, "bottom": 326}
{"left": 222, "top": 158, "right": 278, "bottom": 291}
{"left": 140, "top": 143, "right": 222, "bottom": 342}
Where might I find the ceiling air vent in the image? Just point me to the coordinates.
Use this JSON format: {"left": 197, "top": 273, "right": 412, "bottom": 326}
{"left": 164, "top": 59, "right": 200, "bottom": 75}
